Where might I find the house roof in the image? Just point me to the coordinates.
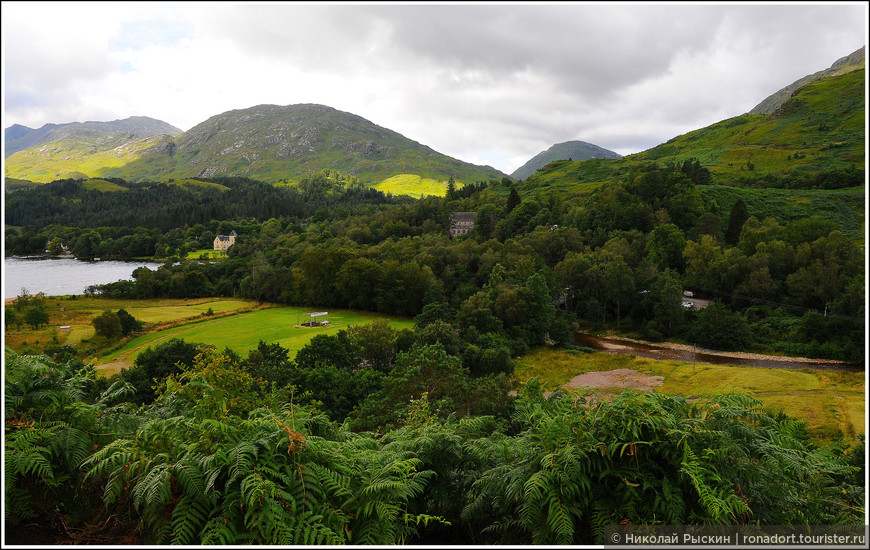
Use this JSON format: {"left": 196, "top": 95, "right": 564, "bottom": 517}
{"left": 451, "top": 212, "right": 476, "bottom": 223}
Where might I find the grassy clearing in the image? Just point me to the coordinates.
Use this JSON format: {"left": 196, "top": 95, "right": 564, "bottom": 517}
{"left": 99, "top": 306, "right": 414, "bottom": 365}
{"left": 83, "top": 179, "right": 128, "bottom": 192}
{"left": 701, "top": 185, "right": 865, "bottom": 238}
{"left": 514, "top": 347, "right": 865, "bottom": 444}
{"left": 168, "top": 179, "right": 230, "bottom": 191}
{"left": 372, "top": 174, "right": 462, "bottom": 198}
{"left": 184, "top": 249, "right": 228, "bottom": 260}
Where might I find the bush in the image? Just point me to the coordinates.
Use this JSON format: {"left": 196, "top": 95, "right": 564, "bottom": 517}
{"left": 690, "top": 303, "right": 752, "bottom": 351}
{"left": 92, "top": 310, "right": 122, "bottom": 340}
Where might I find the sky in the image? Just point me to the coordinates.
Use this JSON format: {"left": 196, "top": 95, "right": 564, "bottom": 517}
{"left": 2, "top": 1, "right": 867, "bottom": 175}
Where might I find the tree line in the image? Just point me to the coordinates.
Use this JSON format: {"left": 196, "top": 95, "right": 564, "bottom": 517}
{"left": 72, "top": 161, "right": 863, "bottom": 362}
{"left": 4, "top": 160, "right": 865, "bottom": 363}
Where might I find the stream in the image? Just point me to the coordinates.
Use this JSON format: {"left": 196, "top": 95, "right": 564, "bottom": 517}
{"left": 574, "top": 333, "right": 863, "bottom": 372}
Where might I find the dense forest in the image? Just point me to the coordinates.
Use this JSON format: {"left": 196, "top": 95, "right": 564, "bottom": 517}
{"left": 6, "top": 161, "right": 864, "bottom": 363}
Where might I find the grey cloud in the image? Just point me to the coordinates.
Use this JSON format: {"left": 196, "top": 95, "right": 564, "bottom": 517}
{"left": 3, "top": 2, "right": 865, "bottom": 173}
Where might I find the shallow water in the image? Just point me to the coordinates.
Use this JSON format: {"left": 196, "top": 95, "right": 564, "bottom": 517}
{"left": 574, "top": 333, "right": 862, "bottom": 372}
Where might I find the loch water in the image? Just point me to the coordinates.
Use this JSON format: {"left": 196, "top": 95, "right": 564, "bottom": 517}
{"left": 3, "top": 257, "right": 163, "bottom": 299}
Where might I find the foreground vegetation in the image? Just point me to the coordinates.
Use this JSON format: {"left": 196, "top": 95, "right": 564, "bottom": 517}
{"left": 5, "top": 342, "right": 864, "bottom": 545}
{"left": 515, "top": 348, "right": 865, "bottom": 445}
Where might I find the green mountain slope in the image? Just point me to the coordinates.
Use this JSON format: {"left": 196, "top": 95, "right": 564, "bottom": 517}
{"left": 510, "top": 140, "right": 621, "bottom": 181}
{"left": 750, "top": 46, "right": 865, "bottom": 115}
{"left": 627, "top": 68, "right": 865, "bottom": 182}
{"left": 4, "top": 116, "right": 182, "bottom": 157}
{"left": 4, "top": 104, "right": 506, "bottom": 187}
{"left": 161, "top": 103, "right": 505, "bottom": 185}
{"left": 4, "top": 133, "right": 176, "bottom": 183}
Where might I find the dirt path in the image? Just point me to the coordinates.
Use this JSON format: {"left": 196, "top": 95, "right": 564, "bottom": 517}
{"left": 564, "top": 368, "right": 664, "bottom": 391}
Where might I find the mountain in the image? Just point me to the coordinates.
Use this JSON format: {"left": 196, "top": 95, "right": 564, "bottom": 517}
{"left": 163, "top": 103, "right": 505, "bottom": 184}
{"left": 5, "top": 133, "right": 176, "bottom": 184}
{"left": 4, "top": 104, "right": 506, "bottom": 186}
{"left": 4, "top": 116, "right": 183, "bottom": 157}
{"left": 629, "top": 68, "right": 864, "bottom": 179}
{"left": 525, "top": 64, "right": 864, "bottom": 191}
{"left": 749, "top": 46, "right": 865, "bottom": 115}
{"left": 5, "top": 124, "right": 35, "bottom": 142}
{"left": 511, "top": 140, "right": 621, "bottom": 181}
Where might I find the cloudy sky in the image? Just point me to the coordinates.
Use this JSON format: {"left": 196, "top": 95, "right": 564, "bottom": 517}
{"left": 2, "top": 2, "right": 867, "bottom": 175}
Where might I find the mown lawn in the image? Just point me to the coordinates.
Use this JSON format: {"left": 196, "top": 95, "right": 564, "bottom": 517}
{"left": 99, "top": 306, "right": 414, "bottom": 365}
{"left": 4, "top": 296, "right": 257, "bottom": 352}
{"left": 514, "top": 347, "right": 865, "bottom": 445}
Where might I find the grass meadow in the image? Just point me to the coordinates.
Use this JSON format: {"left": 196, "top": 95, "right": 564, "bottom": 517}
{"left": 96, "top": 305, "right": 414, "bottom": 374}
{"left": 372, "top": 174, "right": 462, "bottom": 198}
{"left": 514, "top": 347, "right": 865, "bottom": 445}
{"left": 4, "top": 296, "right": 257, "bottom": 353}
{"left": 184, "top": 248, "right": 229, "bottom": 260}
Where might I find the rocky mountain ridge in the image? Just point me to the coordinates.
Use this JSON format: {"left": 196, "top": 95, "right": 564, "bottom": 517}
{"left": 749, "top": 46, "right": 865, "bottom": 115}
{"left": 4, "top": 116, "right": 183, "bottom": 157}
{"left": 510, "top": 140, "right": 621, "bottom": 181}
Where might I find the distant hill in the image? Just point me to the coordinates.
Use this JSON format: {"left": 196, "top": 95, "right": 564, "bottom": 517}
{"left": 510, "top": 141, "right": 621, "bottom": 181}
{"left": 4, "top": 104, "right": 506, "bottom": 186}
{"left": 629, "top": 68, "right": 865, "bottom": 180}
{"left": 4, "top": 116, "right": 182, "bottom": 157}
{"left": 5, "top": 133, "right": 176, "bottom": 183}
{"left": 524, "top": 64, "right": 864, "bottom": 192}
{"left": 162, "top": 103, "right": 505, "bottom": 185}
{"left": 749, "top": 46, "right": 865, "bottom": 115}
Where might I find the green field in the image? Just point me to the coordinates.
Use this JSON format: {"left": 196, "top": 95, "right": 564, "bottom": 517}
{"left": 82, "top": 178, "right": 128, "bottom": 192}
{"left": 98, "top": 306, "right": 414, "bottom": 369}
{"left": 701, "top": 184, "right": 865, "bottom": 239}
{"left": 514, "top": 347, "right": 865, "bottom": 445}
{"left": 185, "top": 248, "right": 229, "bottom": 260}
{"left": 169, "top": 178, "right": 230, "bottom": 191}
{"left": 372, "top": 174, "right": 462, "bottom": 198}
{"left": 3, "top": 296, "right": 258, "bottom": 353}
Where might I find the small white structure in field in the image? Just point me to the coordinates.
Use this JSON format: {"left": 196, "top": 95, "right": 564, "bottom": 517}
{"left": 296, "top": 312, "right": 329, "bottom": 327}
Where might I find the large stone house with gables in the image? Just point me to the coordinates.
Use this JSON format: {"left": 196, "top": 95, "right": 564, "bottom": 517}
{"left": 450, "top": 212, "right": 476, "bottom": 237}
{"left": 213, "top": 230, "right": 237, "bottom": 250}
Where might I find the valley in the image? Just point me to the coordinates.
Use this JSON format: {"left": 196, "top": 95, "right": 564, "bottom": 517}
{"left": 4, "top": 43, "right": 865, "bottom": 546}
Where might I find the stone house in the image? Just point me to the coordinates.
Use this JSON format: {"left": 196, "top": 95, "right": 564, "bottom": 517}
{"left": 450, "top": 212, "right": 476, "bottom": 237}
{"left": 213, "top": 230, "right": 237, "bottom": 251}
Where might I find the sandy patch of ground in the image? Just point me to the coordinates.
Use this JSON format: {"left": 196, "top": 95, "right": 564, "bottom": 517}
{"left": 565, "top": 368, "right": 664, "bottom": 392}
{"left": 510, "top": 368, "right": 665, "bottom": 398}
{"left": 94, "top": 359, "right": 133, "bottom": 377}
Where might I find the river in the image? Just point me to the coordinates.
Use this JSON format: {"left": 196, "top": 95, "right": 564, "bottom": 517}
{"left": 575, "top": 333, "right": 862, "bottom": 372}
{"left": 3, "top": 257, "right": 164, "bottom": 299}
